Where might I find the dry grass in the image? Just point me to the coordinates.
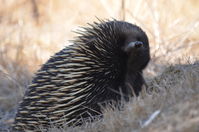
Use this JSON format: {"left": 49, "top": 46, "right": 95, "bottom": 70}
{"left": 0, "top": 0, "right": 199, "bottom": 131}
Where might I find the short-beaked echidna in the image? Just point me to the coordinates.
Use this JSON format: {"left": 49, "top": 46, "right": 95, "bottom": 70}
{"left": 13, "top": 20, "right": 150, "bottom": 131}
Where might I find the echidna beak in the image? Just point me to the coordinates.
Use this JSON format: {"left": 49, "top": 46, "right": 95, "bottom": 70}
{"left": 124, "top": 41, "right": 144, "bottom": 53}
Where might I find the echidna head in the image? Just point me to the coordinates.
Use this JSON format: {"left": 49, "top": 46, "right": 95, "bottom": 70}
{"left": 118, "top": 21, "right": 150, "bottom": 73}
{"left": 97, "top": 20, "right": 150, "bottom": 73}
{"left": 75, "top": 20, "right": 150, "bottom": 74}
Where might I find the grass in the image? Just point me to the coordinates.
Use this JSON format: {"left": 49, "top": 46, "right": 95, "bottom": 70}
{"left": 0, "top": 0, "right": 199, "bottom": 131}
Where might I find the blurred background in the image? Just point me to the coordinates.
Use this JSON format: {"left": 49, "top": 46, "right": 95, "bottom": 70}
{"left": 1, "top": 0, "right": 198, "bottom": 71}
{"left": 0, "top": 0, "right": 199, "bottom": 129}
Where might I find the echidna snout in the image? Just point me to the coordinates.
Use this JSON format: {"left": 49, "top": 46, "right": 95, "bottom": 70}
{"left": 12, "top": 19, "right": 150, "bottom": 131}
{"left": 123, "top": 41, "right": 144, "bottom": 54}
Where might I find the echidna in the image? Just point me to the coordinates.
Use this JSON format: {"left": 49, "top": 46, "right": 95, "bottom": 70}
{"left": 12, "top": 19, "right": 150, "bottom": 131}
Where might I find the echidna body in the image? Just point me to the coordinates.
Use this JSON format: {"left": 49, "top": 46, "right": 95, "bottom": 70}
{"left": 13, "top": 20, "right": 150, "bottom": 131}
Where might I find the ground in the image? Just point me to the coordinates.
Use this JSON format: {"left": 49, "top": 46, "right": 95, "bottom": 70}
{"left": 0, "top": 0, "right": 199, "bottom": 131}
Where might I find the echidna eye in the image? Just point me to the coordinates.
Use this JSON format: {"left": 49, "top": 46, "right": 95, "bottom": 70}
{"left": 137, "top": 37, "right": 141, "bottom": 41}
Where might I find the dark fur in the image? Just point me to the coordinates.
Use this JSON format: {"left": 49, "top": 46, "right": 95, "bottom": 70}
{"left": 13, "top": 20, "right": 150, "bottom": 131}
